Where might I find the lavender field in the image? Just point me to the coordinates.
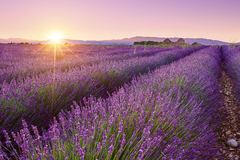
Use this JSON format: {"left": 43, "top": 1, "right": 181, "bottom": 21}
{"left": 0, "top": 44, "right": 240, "bottom": 159}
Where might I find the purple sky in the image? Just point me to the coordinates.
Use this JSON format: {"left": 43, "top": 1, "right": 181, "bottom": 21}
{"left": 1, "top": 0, "right": 240, "bottom": 42}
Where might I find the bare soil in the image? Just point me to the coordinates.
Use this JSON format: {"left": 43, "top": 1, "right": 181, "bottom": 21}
{"left": 215, "top": 63, "right": 240, "bottom": 159}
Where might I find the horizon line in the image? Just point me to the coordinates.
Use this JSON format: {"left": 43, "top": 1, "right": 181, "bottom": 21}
{"left": 0, "top": 36, "right": 239, "bottom": 43}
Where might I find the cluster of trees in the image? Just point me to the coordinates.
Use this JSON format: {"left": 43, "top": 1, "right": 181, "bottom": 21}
{"left": 19, "top": 42, "right": 30, "bottom": 45}
{"left": 133, "top": 41, "right": 161, "bottom": 45}
{"left": 192, "top": 42, "right": 200, "bottom": 46}
{"left": 134, "top": 38, "right": 186, "bottom": 46}
{"left": 7, "top": 42, "right": 34, "bottom": 45}
{"left": 134, "top": 39, "right": 202, "bottom": 47}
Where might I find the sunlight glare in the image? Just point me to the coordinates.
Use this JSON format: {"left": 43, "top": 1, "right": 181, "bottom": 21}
{"left": 49, "top": 33, "right": 62, "bottom": 44}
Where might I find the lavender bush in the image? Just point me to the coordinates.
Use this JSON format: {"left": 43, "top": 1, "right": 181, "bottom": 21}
{"left": 0, "top": 46, "right": 224, "bottom": 159}
{"left": 0, "top": 45, "right": 178, "bottom": 84}
{"left": 0, "top": 46, "right": 205, "bottom": 133}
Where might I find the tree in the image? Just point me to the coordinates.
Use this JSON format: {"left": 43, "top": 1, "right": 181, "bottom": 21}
{"left": 192, "top": 42, "right": 200, "bottom": 46}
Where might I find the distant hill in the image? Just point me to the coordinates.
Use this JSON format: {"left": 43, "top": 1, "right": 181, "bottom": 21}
{"left": 0, "top": 37, "right": 239, "bottom": 45}
{"left": 0, "top": 38, "right": 46, "bottom": 44}
{"left": 108, "top": 36, "right": 236, "bottom": 45}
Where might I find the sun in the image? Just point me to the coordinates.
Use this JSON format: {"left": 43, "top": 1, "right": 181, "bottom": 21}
{"left": 49, "top": 33, "right": 62, "bottom": 44}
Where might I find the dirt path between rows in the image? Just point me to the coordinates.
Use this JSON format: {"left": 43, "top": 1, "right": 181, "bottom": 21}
{"left": 215, "top": 63, "right": 240, "bottom": 159}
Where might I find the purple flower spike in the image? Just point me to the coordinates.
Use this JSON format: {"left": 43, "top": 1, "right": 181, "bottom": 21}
{"left": 108, "top": 144, "right": 114, "bottom": 155}
{"left": 3, "top": 130, "right": 11, "bottom": 148}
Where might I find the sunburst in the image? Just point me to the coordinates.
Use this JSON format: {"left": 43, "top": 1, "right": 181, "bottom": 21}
{"left": 49, "top": 32, "right": 62, "bottom": 44}
{"left": 21, "top": 32, "right": 87, "bottom": 118}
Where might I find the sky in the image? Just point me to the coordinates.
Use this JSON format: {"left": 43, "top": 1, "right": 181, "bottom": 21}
{"left": 0, "top": 0, "right": 240, "bottom": 42}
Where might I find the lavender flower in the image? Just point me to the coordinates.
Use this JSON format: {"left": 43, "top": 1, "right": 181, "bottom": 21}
{"left": 3, "top": 130, "right": 11, "bottom": 148}
{"left": 118, "top": 119, "right": 124, "bottom": 134}
{"left": 108, "top": 144, "right": 114, "bottom": 155}
{"left": 97, "top": 142, "right": 102, "bottom": 154}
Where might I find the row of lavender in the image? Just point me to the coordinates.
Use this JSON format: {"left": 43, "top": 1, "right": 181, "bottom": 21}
{"left": 0, "top": 45, "right": 205, "bottom": 134}
{"left": 221, "top": 46, "right": 240, "bottom": 101}
{"left": 0, "top": 45, "right": 177, "bottom": 83}
{"left": 0, "top": 46, "right": 223, "bottom": 159}
{"left": 0, "top": 44, "right": 132, "bottom": 83}
{"left": 0, "top": 44, "right": 139, "bottom": 81}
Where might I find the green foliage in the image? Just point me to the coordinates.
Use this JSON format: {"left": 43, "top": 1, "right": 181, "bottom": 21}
{"left": 181, "top": 44, "right": 189, "bottom": 48}
{"left": 192, "top": 42, "right": 200, "bottom": 47}
{"left": 134, "top": 41, "right": 160, "bottom": 46}
{"left": 159, "top": 42, "right": 164, "bottom": 48}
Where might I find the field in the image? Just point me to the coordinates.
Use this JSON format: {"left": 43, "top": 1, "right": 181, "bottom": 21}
{"left": 0, "top": 44, "right": 240, "bottom": 159}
